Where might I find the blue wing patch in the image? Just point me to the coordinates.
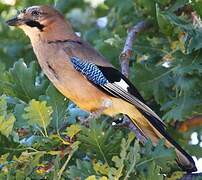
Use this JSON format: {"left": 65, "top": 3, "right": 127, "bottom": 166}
{"left": 70, "top": 57, "right": 109, "bottom": 85}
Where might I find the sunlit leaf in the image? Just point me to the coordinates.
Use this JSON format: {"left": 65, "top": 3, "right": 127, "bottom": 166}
{"left": 65, "top": 124, "right": 81, "bottom": 139}
{"left": 23, "top": 100, "right": 53, "bottom": 136}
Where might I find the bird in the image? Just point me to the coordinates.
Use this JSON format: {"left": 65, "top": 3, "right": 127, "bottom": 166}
{"left": 6, "top": 5, "right": 197, "bottom": 172}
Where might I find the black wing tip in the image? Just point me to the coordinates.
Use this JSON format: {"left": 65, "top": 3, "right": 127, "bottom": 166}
{"left": 139, "top": 109, "right": 197, "bottom": 173}
{"left": 179, "top": 163, "right": 197, "bottom": 173}
{"left": 177, "top": 153, "right": 197, "bottom": 173}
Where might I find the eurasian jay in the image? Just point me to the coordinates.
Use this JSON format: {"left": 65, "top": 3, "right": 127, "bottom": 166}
{"left": 6, "top": 5, "right": 197, "bottom": 172}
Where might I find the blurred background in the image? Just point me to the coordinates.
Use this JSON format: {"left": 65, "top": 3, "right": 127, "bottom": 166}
{"left": 0, "top": 0, "right": 202, "bottom": 179}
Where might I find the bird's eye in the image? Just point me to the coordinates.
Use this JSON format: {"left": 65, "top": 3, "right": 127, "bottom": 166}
{"left": 31, "top": 10, "right": 40, "bottom": 16}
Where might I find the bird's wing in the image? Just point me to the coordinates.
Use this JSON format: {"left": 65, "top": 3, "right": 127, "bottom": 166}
{"left": 70, "top": 56, "right": 166, "bottom": 129}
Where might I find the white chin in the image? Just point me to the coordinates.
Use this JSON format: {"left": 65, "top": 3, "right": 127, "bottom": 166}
{"left": 20, "top": 25, "right": 38, "bottom": 37}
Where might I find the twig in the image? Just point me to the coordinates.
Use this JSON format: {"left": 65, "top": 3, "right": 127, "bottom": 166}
{"left": 119, "top": 21, "right": 151, "bottom": 77}
{"left": 57, "top": 141, "right": 79, "bottom": 180}
{"left": 119, "top": 21, "right": 151, "bottom": 143}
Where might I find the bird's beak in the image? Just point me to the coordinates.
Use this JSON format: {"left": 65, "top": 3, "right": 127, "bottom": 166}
{"left": 6, "top": 16, "right": 25, "bottom": 26}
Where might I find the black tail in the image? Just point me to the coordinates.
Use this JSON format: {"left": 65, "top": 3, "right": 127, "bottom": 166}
{"left": 129, "top": 110, "right": 197, "bottom": 173}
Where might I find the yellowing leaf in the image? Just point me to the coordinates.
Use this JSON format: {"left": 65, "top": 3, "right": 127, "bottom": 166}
{"left": 66, "top": 124, "right": 81, "bottom": 139}
{"left": 0, "top": 95, "right": 7, "bottom": 117}
{"left": 0, "top": 114, "right": 15, "bottom": 137}
{"left": 24, "top": 100, "right": 52, "bottom": 127}
{"left": 0, "top": 154, "right": 9, "bottom": 164}
{"left": 85, "top": 175, "right": 108, "bottom": 180}
{"left": 36, "top": 164, "right": 53, "bottom": 174}
{"left": 99, "top": 177, "right": 108, "bottom": 180}
{"left": 23, "top": 100, "right": 53, "bottom": 137}
{"left": 85, "top": 175, "right": 97, "bottom": 180}
{"left": 167, "top": 171, "right": 185, "bottom": 180}
{"left": 0, "top": 95, "right": 15, "bottom": 137}
{"left": 93, "top": 160, "right": 109, "bottom": 175}
{"left": 47, "top": 151, "right": 61, "bottom": 155}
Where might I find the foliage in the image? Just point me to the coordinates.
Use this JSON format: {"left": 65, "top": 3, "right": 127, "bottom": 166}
{"left": 0, "top": 0, "right": 201, "bottom": 179}
{"left": 23, "top": 99, "right": 53, "bottom": 137}
{"left": 0, "top": 95, "right": 15, "bottom": 137}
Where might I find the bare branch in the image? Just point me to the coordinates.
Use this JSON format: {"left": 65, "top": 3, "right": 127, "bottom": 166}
{"left": 119, "top": 21, "right": 151, "bottom": 77}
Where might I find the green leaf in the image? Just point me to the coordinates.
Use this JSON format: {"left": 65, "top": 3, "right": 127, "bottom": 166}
{"left": 9, "top": 60, "right": 49, "bottom": 102}
{"left": 12, "top": 151, "right": 45, "bottom": 178}
{"left": 185, "top": 29, "right": 202, "bottom": 53}
{"left": 68, "top": 159, "right": 96, "bottom": 179}
{"left": 156, "top": 4, "right": 174, "bottom": 36}
{"left": 192, "top": 0, "right": 202, "bottom": 18}
{"left": 23, "top": 100, "right": 53, "bottom": 137}
{"left": 0, "top": 95, "right": 15, "bottom": 137}
{"left": 45, "top": 84, "right": 68, "bottom": 131}
{"left": 0, "top": 133, "right": 22, "bottom": 156}
{"left": 78, "top": 120, "right": 123, "bottom": 162}
{"left": 167, "top": 0, "right": 188, "bottom": 12}
{"left": 0, "top": 95, "right": 7, "bottom": 117}
{"left": 130, "top": 63, "right": 173, "bottom": 105}
{"left": 109, "top": 133, "right": 136, "bottom": 179}
{"left": 150, "top": 140, "right": 176, "bottom": 167}
{"left": 14, "top": 103, "right": 28, "bottom": 128}
{"left": 137, "top": 162, "right": 164, "bottom": 180}
{"left": 138, "top": 139, "right": 176, "bottom": 172}
{"left": 124, "top": 141, "right": 140, "bottom": 179}
{"left": 135, "top": 0, "right": 156, "bottom": 19}
{"left": 155, "top": 0, "right": 171, "bottom": 6}
{"left": 162, "top": 12, "right": 202, "bottom": 53}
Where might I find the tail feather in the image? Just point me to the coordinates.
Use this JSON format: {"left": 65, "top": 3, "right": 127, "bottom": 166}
{"left": 128, "top": 111, "right": 197, "bottom": 173}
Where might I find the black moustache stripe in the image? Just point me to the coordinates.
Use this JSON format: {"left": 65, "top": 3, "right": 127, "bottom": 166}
{"left": 25, "top": 20, "right": 45, "bottom": 31}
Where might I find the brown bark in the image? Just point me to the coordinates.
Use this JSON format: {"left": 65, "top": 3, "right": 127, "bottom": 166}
{"left": 119, "top": 21, "right": 151, "bottom": 78}
{"left": 178, "top": 115, "right": 202, "bottom": 132}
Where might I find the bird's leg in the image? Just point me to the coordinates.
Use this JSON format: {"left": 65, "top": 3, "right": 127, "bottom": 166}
{"left": 78, "top": 99, "right": 112, "bottom": 126}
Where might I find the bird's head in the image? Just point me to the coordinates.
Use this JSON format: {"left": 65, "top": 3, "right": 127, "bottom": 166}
{"left": 6, "top": 5, "right": 76, "bottom": 41}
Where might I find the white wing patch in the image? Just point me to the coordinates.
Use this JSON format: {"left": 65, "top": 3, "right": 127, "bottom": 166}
{"left": 114, "top": 79, "right": 129, "bottom": 91}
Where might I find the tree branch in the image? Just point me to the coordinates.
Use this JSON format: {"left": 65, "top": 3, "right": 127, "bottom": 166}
{"left": 119, "top": 21, "right": 151, "bottom": 77}
{"left": 177, "top": 115, "right": 202, "bottom": 132}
